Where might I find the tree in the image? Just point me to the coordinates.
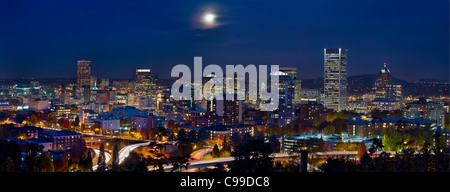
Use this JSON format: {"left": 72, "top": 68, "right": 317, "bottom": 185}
{"left": 269, "top": 135, "right": 281, "bottom": 153}
{"left": 370, "top": 109, "right": 388, "bottom": 119}
{"left": 97, "top": 142, "right": 106, "bottom": 172}
{"left": 46, "top": 112, "right": 56, "bottom": 127}
{"left": 36, "top": 153, "right": 54, "bottom": 172}
{"left": 72, "top": 117, "right": 80, "bottom": 130}
{"left": 169, "top": 150, "right": 190, "bottom": 172}
{"left": 319, "top": 147, "right": 449, "bottom": 172}
{"left": 80, "top": 123, "right": 86, "bottom": 132}
{"left": 357, "top": 141, "right": 367, "bottom": 160}
{"left": 389, "top": 109, "right": 403, "bottom": 118}
{"left": 29, "top": 114, "right": 39, "bottom": 125}
{"left": 123, "top": 151, "right": 147, "bottom": 172}
{"left": 70, "top": 139, "right": 87, "bottom": 163}
{"left": 0, "top": 140, "right": 21, "bottom": 172}
{"left": 212, "top": 144, "right": 221, "bottom": 158}
{"left": 230, "top": 137, "right": 274, "bottom": 172}
{"left": 323, "top": 125, "right": 336, "bottom": 134}
{"left": 318, "top": 137, "right": 325, "bottom": 152}
{"left": 332, "top": 118, "right": 347, "bottom": 134}
{"left": 140, "top": 128, "right": 149, "bottom": 140}
{"left": 14, "top": 113, "right": 27, "bottom": 124}
{"left": 177, "top": 129, "right": 189, "bottom": 144}
{"left": 0, "top": 111, "right": 8, "bottom": 122}
{"left": 0, "top": 123, "right": 13, "bottom": 137}
{"left": 382, "top": 128, "right": 403, "bottom": 151}
{"left": 187, "top": 130, "right": 198, "bottom": 143}
{"left": 81, "top": 149, "right": 93, "bottom": 172}
{"left": 155, "top": 127, "right": 168, "bottom": 141}
{"left": 433, "top": 131, "right": 446, "bottom": 151}
{"left": 129, "top": 128, "right": 137, "bottom": 138}
{"left": 58, "top": 118, "right": 71, "bottom": 130}
{"left": 1, "top": 157, "right": 15, "bottom": 172}
{"left": 368, "top": 138, "right": 384, "bottom": 155}
{"left": 230, "top": 133, "right": 242, "bottom": 147}
{"left": 197, "top": 128, "right": 209, "bottom": 144}
{"left": 111, "top": 144, "right": 120, "bottom": 171}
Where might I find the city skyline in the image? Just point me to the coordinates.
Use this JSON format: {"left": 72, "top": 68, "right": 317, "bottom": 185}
{"left": 0, "top": 0, "right": 448, "bottom": 81}
{"left": 0, "top": 0, "right": 448, "bottom": 176}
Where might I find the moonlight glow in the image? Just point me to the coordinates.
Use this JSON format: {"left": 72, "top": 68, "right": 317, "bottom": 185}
{"left": 203, "top": 13, "right": 216, "bottom": 24}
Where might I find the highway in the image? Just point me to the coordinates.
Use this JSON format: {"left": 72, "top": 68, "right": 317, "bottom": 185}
{"left": 190, "top": 148, "right": 212, "bottom": 160}
{"left": 149, "top": 151, "right": 397, "bottom": 172}
{"left": 92, "top": 148, "right": 112, "bottom": 171}
{"left": 118, "top": 142, "right": 151, "bottom": 164}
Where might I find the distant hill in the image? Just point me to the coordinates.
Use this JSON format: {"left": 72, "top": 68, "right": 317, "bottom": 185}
{"left": 302, "top": 74, "right": 449, "bottom": 97}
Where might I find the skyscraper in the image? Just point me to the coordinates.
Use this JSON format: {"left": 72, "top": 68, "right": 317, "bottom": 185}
{"left": 279, "top": 67, "right": 302, "bottom": 106}
{"left": 268, "top": 71, "right": 294, "bottom": 127}
{"left": 77, "top": 60, "right": 91, "bottom": 88}
{"left": 378, "top": 62, "right": 391, "bottom": 88}
{"left": 375, "top": 62, "right": 402, "bottom": 100}
{"left": 134, "top": 69, "right": 158, "bottom": 108}
{"left": 324, "top": 48, "right": 347, "bottom": 112}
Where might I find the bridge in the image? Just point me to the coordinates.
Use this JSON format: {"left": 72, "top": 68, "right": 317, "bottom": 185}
{"left": 150, "top": 151, "right": 397, "bottom": 172}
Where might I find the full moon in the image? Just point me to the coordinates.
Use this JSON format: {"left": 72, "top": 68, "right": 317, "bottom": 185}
{"left": 203, "top": 13, "right": 216, "bottom": 23}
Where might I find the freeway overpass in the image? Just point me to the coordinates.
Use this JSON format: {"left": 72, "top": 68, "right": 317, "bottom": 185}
{"left": 150, "top": 150, "right": 397, "bottom": 172}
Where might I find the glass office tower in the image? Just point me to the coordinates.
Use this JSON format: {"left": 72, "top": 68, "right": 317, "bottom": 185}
{"left": 324, "top": 48, "right": 347, "bottom": 112}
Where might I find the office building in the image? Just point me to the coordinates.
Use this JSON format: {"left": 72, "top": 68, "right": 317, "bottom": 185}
{"left": 324, "top": 48, "right": 347, "bottom": 111}
{"left": 267, "top": 71, "right": 294, "bottom": 127}
{"left": 279, "top": 67, "right": 302, "bottom": 105}
{"left": 134, "top": 69, "right": 158, "bottom": 108}
{"left": 77, "top": 60, "right": 91, "bottom": 88}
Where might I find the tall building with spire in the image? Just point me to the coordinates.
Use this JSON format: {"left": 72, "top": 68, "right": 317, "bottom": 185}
{"left": 376, "top": 62, "right": 391, "bottom": 97}
{"left": 375, "top": 62, "right": 401, "bottom": 100}
{"left": 324, "top": 48, "right": 347, "bottom": 112}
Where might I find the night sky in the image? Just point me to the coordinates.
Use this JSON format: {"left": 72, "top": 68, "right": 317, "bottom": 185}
{"left": 0, "top": 0, "right": 448, "bottom": 82}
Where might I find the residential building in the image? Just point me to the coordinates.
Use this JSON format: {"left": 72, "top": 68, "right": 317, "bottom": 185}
{"left": 38, "top": 130, "right": 82, "bottom": 150}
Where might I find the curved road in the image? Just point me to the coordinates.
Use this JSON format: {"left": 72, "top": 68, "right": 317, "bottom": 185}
{"left": 150, "top": 151, "right": 397, "bottom": 172}
{"left": 118, "top": 142, "right": 151, "bottom": 164}
{"left": 92, "top": 148, "right": 112, "bottom": 171}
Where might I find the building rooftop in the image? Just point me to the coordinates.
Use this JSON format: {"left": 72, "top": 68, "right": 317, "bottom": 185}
{"left": 11, "top": 126, "right": 43, "bottom": 132}
{"left": 39, "top": 130, "right": 81, "bottom": 136}
{"left": 26, "top": 138, "right": 52, "bottom": 144}
{"left": 372, "top": 97, "right": 396, "bottom": 102}
{"left": 203, "top": 125, "right": 229, "bottom": 132}
{"left": 382, "top": 117, "right": 434, "bottom": 124}
{"left": 286, "top": 133, "right": 377, "bottom": 144}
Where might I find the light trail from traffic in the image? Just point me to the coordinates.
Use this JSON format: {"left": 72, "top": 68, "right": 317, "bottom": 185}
{"left": 92, "top": 148, "right": 112, "bottom": 171}
{"left": 118, "top": 142, "right": 150, "bottom": 164}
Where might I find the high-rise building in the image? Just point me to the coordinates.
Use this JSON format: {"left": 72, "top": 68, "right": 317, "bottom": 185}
{"left": 216, "top": 94, "right": 242, "bottom": 126}
{"left": 404, "top": 98, "right": 445, "bottom": 127}
{"left": 101, "top": 78, "right": 110, "bottom": 88}
{"left": 268, "top": 71, "right": 294, "bottom": 127}
{"left": 77, "top": 60, "right": 91, "bottom": 88}
{"left": 376, "top": 62, "right": 392, "bottom": 98}
{"left": 279, "top": 67, "right": 302, "bottom": 105}
{"left": 324, "top": 48, "right": 347, "bottom": 112}
{"left": 377, "top": 62, "right": 391, "bottom": 89}
{"left": 374, "top": 62, "right": 402, "bottom": 100}
{"left": 134, "top": 69, "right": 158, "bottom": 108}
